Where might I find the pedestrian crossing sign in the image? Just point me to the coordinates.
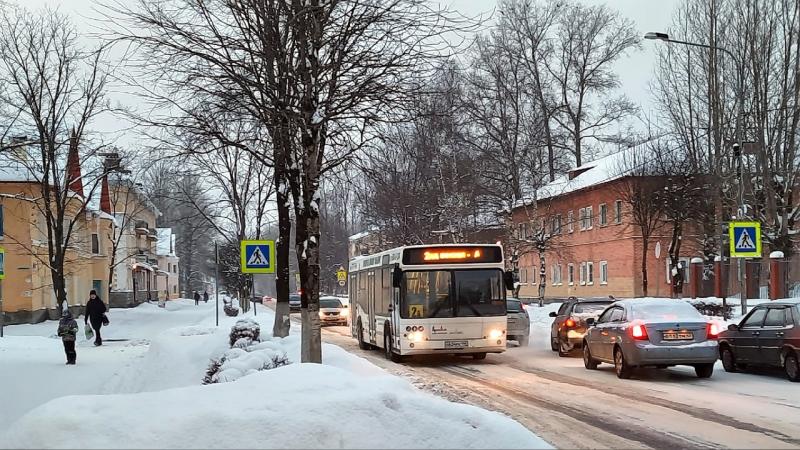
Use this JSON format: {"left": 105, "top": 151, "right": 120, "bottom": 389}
{"left": 729, "top": 221, "right": 761, "bottom": 258}
{"left": 240, "top": 240, "right": 276, "bottom": 274}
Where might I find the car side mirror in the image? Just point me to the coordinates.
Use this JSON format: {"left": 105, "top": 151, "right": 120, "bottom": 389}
{"left": 549, "top": 312, "right": 557, "bottom": 318}
{"left": 727, "top": 324, "right": 738, "bottom": 332}
{"left": 392, "top": 264, "right": 402, "bottom": 288}
{"left": 585, "top": 318, "right": 596, "bottom": 326}
{"left": 504, "top": 271, "right": 515, "bottom": 291}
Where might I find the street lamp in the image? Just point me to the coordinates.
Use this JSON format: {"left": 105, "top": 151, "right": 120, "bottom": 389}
{"left": 645, "top": 31, "right": 746, "bottom": 312}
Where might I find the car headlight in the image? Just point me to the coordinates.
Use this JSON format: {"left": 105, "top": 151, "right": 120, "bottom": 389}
{"left": 489, "top": 329, "right": 505, "bottom": 340}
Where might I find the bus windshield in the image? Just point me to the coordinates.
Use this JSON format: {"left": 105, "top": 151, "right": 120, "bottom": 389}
{"left": 401, "top": 269, "right": 505, "bottom": 319}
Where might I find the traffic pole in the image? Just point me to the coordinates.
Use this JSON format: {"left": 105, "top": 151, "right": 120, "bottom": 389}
{"left": 252, "top": 273, "right": 256, "bottom": 317}
{"left": 214, "top": 241, "right": 219, "bottom": 327}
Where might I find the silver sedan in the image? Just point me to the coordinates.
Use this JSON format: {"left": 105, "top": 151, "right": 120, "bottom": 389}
{"left": 582, "top": 299, "right": 720, "bottom": 379}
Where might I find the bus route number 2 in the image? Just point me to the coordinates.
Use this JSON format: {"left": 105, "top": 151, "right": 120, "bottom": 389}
{"left": 408, "top": 304, "right": 425, "bottom": 318}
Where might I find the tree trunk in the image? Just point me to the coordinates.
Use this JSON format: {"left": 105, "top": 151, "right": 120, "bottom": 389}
{"left": 641, "top": 236, "right": 649, "bottom": 297}
{"left": 297, "top": 210, "right": 322, "bottom": 363}
{"left": 537, "top": 252, "right": 546, "bottom": 299}
{"left": 272, "top": 124, "right": 292, "bottom": 338}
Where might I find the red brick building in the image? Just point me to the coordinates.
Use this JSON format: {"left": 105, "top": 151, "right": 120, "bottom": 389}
{"left": 510, "top": 149, "right": 701, "bottom": 299}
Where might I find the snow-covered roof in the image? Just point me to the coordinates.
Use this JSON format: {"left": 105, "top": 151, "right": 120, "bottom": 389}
{"left": 514, "top": 144, "right": 652, "bottom": 209}
{"left": 0, "top": 154, "right": 42, "bottom": 183}
{"left": 348, "top": 230, "right": 373, "bottom": 242}
{"left": 156, "top": 228, "right": 175, "bottom": 256}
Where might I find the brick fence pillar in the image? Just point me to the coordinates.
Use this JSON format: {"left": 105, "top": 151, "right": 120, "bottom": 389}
{"left": 690, "top": 257, "right": 704, "bottom": 299}
{"left": 769, "top": 251, "right": 787, "bottom": 300}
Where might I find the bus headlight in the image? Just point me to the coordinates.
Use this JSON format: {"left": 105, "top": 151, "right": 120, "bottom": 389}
{"left": 409, "top": 332, "right": 424, "bottom": 342}
{"left": 489, "top": 329, "right": 504, "bottom": 340}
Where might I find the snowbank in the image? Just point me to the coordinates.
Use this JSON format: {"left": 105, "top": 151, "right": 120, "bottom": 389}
{"left": 3, "top": 364, "right": 547, "bottom": 449}
{"left": 3, "top": 301, "right": 549, "bottom": 449}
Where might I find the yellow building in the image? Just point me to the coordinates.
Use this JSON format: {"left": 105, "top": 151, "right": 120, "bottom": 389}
{"left": 0, "top": 151, "right": 114, "bottom": 324}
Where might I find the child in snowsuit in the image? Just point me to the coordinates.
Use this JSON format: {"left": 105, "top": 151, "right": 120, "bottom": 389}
{"left": 57, "top": 309, "right": 79, "bottom": 365}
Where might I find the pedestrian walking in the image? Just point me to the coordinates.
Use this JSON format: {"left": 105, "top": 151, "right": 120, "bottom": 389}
{"left": 85, "top": 290, "right": 108, "bottom": 346}
{"left": 203, "top": 291, "right": 209, "bottom": 303}
{"left": 57, "top": 309, "right": 79, "bottom": 364}
{"left": 194, "top": 291, "right": 200, "bottom": 306}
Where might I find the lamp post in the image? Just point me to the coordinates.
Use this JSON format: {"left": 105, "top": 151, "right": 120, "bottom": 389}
{"left": 645, "top": 32, "right": 746, "bottom": 312}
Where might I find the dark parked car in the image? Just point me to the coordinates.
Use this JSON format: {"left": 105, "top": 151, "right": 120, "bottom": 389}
{"left": 507, "top": 298, "right": 530, "bottom": 346}
{"left": 718, "top": 300, "right": 800, "bottom": 382}
{"left": 550, "top": 297, "right": 614, "bottom": 356}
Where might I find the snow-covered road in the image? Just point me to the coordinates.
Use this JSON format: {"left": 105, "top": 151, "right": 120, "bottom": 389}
{"left": 314, "top": 305, "right": 800, "bottom": 449}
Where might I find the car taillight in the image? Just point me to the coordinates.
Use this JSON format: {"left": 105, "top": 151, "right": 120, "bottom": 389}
{"left": 565, "top": 318, "right": 576, "bottom": 328}
{"left": 706, "top": 322, "right": 720, "bottom": 339}
{"left": 630, "top": 323, "right": 648, "bottom": 340}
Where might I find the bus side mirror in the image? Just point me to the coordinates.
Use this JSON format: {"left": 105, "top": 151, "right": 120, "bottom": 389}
{"left": 392, "top": 265, "right": 402, "bottom": 288}
{"left": 504, "top": 271, "right": 515, "bottom": 291}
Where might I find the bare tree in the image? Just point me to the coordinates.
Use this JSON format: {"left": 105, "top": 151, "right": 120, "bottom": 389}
{"left": 0, "top": 6, "right": 110, "bottom": 313}
{"left": 547, "top": 2, "right": 640, "bottom": 167}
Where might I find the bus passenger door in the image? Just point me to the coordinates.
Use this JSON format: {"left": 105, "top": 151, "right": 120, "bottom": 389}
{"left": 368, "top": 271, "right": 377, "bottom": 345}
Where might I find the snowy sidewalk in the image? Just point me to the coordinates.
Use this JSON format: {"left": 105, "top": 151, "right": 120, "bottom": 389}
{"left": 0, "top": 300, "right": 550, "bottom": 449}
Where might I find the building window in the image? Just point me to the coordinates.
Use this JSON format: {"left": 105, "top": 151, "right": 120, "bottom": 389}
{"left": 580, "top": 262, "right": 586, "bottom": 285}
{"left": 587, "top": 262, "right": 594, "bottom": 285}
{"left": 599, "top": 204, "right": 608, "bottom": 226}
{"left": 568, "top": 264, "right": 574, "bottom": 285}
{"left": 555, "top": 214, "right": 562, "bottom": 235}
{"left": 550, "top": 215, "right": 562, "bottom": 235}
{"left": 552, "top": 265, "right": 562, "bottom": 285}
{"left": 600, "top": 261, "right": 608, "bottom": 285}
{"left": 91, "top": 233, "right": 100, "bottom": 254}
{"left": 567, "top": 210, "right": 573, "bottom": 233}
{"left": 520, "top": 267, "right": 527, "bottom": 284}
{"left": 615, "top": 200, "right": 623, "bottom": 224}
{"left": 173, "top": 285, "right": 177, "bottom": 294}
{"left": 579, "top": 207, "right": 593, "bottom": 230}
{"left": 530, "top": 266, "right": 536, "bottom": 284}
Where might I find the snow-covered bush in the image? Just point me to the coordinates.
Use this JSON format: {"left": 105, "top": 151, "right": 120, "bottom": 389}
{"left": 229, "top": 318, "right": 260, "bottom": 348}
{"left": 203, "top": 347, "right": 289, "bottom": 384}
{"left": 689, "top": 299, "right": 733, "bottom": 318}
{"left": 223, "top": 302, "right": 240, "bottom": 317}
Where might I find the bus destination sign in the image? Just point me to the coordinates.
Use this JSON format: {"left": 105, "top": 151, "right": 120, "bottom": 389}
{"left": 402, "top": 246, "right": 502, "bottom": 265}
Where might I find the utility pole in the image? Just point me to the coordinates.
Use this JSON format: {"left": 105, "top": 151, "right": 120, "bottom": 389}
{"left": 645, "top": 31, "right": 745, "bottom": 310}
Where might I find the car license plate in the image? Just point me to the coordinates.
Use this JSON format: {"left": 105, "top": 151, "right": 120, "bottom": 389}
{"left": 445, "top": 340, "right": 468, "bottom": 349}
{"left": 662, "top": 330, "right": 693, "bottom": 340}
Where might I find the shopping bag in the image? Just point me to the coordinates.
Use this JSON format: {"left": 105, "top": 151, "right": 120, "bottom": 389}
{"left": 85, "top": 326, "right": 94, "bottom": 341}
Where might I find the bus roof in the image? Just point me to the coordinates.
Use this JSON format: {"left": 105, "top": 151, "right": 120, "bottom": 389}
{"left": 349, "top": 244, "right": 504, "bottom": 272}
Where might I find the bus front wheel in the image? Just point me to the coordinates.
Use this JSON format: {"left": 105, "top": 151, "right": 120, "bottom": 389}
{"left": 384, "top": 329, "right": 404, "bottom": 363}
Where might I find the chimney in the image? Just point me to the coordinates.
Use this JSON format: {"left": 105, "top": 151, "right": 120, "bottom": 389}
{"left": 100, "top": 174, "right": 112, "bottom": 214}
{"left": 66, "top": 129, "right": 84, "bottom": 197}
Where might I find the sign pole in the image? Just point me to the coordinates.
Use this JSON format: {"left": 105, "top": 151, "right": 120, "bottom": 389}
{"left": 214, "top": 241, "right": 219, "bottom": 327}
{"left": 252, "top": 273, "right": 256, "bottom": 317}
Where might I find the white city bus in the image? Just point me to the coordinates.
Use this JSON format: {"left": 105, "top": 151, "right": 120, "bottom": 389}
{"left": 348, "top": 244, "right": 514, "bottom": 362}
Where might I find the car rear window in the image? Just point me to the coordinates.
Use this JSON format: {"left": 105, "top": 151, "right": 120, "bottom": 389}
{"left": 573, "top": 302, "right": 610, "bottom": 314}
{"left": 289, "top": 295, "right": 301, "bottom": 302}
{"left": 507, "top": 299, "right": 522, "bottom": 312}
{"left": 631, "top": 302, "right": 702, "bottom": 321}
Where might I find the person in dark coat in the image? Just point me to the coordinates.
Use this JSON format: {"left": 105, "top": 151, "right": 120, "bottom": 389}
{"left": 85, "top": 290, "right": 107, "bottom": 346}
{"left": 57, "top": 309, "right": 79, "bottom": 364}
{"left": 203, "top": 291, "right": 209, "bottom": 303}
{"left": 194, "top": 291, "right": 200, "bottom": 306}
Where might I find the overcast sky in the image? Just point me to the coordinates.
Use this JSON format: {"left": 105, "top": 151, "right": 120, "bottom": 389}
{"left": 16, "top": 0, "right": 680, "bottom": 150}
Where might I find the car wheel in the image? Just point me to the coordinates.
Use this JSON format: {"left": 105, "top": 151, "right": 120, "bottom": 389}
{"left": 614, "top": 347, "right": 633, "bottom": 379}
{"left": 357, "top": 320, "right": 369, "bottom": 350}
{"left": 558, "top": 339, "right": 572, "bottom": 357}
{"left": 784, "top": 352, "right": 800, "bottom": 382}
{"left": 472, "top": 352, "right": 487, "bottom": 360}
{"left": 384, "top": 329, "right": 403, "bottom": 363}
{"left": 583, "top": 342, "right": 599, "bottom": 370}
{"left": 694, "top": 363, "right": 714, "bottom": 379}
{"left": 550, "top": 337, "right": 558, "bottom": 352}
{"left": 720, "top": 346, "right": 738, "bottom": 373}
